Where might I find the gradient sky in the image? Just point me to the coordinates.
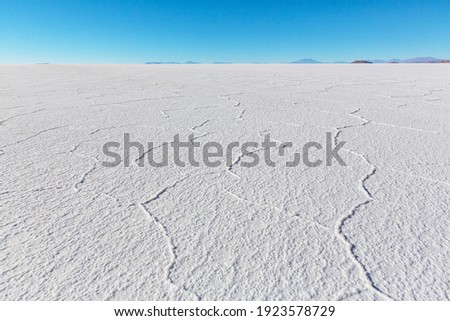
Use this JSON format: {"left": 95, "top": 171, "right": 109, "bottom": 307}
{"left": 1, "top": 0, "right": 449, "bottom": 63}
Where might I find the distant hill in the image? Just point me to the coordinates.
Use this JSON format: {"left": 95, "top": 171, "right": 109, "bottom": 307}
{"left": 351, "top": 57, "right": 449, "bottom": 64}
{"left": 351, "top": 60, "right": 373, "bottom": 64}
{"left": 145, "top": 61, "right": 201, "bottom": 64}
{"left": 400, "top": 57, "right": 442, "bottom": 63}
{"left": 290, "top": 58, "right": 321, "bottom": 64}
{"left": 142, "top": 57, "right": 450, "bottom": 64}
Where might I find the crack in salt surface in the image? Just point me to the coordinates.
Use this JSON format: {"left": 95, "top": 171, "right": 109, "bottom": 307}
{"left": 0, "top": 186, "right": 64, "bottom": 196}
{"left": 218, "top": 92, "right": 250, "bottom": 122}
{"left": 224, "top": 190, "right": 329, "bottom": 231}
{"left": 160, "top": 110, "right": 171, "bottom": 118}
{"left": 237, "top": 109, "right": 246, "bottom": 121}
{"left": 92, "top": 96, "right": 186, "bottom": 109}
{"left": 73, "top": 163, "right": 97, "bottom": 192}
{"left": 193, "top": 105, "right": 219, "bottom": 111}
{"left": 139, "top": 176, "right": 201, "bottom": 300}
{"left": 226, "top": 147, "right": 267, "bottom": 180}
{"left": 370, "top": 121, "right": 439, "bottom": 134}
{"left": 0, "top": 125, "right": 68, "bottom": 149}
{"left": 89, "top": 123, "right": 145, "bottom": 135}
{"left": 217, "top": 93, "right": 241, "bottom": 107}
{"left": 0, "top": 108, "right": 45, "bottom": 126}
{"left": 333, "top": 108, "right": 371, "bottom": 145}
{"left": 334, "top": 151, "right": 394, "bottom": 300}
{"left": 333, "top": 108, "right": 395, "bottom": 301}
{"left": 225, "top": 129, "right": 287, "bottom": 179}
{"left": 336, "top": 107, "right": 439, "bottom": 138}
{"left": 190, "top": 119, "right": 214, "bottom": 133}
{"left": 388, "top": 168, "right": 450, "bottom": 188}
{"left": 188, "top": 132, "right": 210, "bottom": 144}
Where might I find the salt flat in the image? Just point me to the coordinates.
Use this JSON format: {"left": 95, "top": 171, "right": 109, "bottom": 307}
{"left": 1, "top": 64, "right": 449, "bottom": 300}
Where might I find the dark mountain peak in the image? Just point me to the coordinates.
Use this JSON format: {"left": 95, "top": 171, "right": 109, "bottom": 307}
{"left": 351, "top": 60, "right": 373, "bottom": 64}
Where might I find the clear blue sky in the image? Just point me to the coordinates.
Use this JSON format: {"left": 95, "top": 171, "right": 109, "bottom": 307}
{"left": 1, "top": 0, "right": 449, "bottom": 63}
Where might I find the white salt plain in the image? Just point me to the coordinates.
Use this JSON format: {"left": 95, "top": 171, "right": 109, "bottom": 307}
{"left": 1, "top": 65, "right": 449, "bottom": 300}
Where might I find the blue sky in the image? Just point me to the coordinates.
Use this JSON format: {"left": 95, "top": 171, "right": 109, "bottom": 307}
{"left": 1, "top": 0, "right": 449, "bottom": 63}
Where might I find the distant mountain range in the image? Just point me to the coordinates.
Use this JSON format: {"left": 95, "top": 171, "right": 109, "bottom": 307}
{"left": 291, "top": 58, "right": 321, "bottom": 64}
{"left": 289, "top": 57, "right": 450, "bottom": 64}
{"left": 365, "top": 57, "right": 444, "bottom": 64}
{"left": 397, "top": 57, "right": 443, "bottom": 63}
{"left": 143, "top": 57, "right": 450, "bottom": 64}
